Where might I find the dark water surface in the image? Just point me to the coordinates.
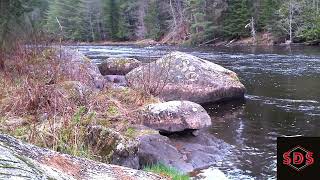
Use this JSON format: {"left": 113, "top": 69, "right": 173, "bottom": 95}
{"left": 71, "top": 44, "right": 320, "bottom": 180}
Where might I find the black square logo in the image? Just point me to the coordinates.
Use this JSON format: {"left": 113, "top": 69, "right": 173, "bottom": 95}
{"left": 277, "top": 137, "right": 320, "bottom": 180}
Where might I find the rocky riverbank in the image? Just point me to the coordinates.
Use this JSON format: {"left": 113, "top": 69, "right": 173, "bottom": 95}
{"left": 0, "top": 46, "right": 245, "bottom": 179}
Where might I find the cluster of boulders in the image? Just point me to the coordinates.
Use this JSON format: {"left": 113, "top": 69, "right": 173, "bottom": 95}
{"left": 2, "top": 48, "right": 244, "bottom": 179}
{"left": 100, "top": 51, "right": 245, "bottom": 134}
{"left": 93, "top": 50, "right": 245, "bottom": 177}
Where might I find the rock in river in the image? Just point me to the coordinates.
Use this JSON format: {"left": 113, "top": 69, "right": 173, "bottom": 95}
{"left": 137, "top": 131, "right": 234, "bottom": 173}
{"left": 126, "top": 51, "right": 246, "bottom": 104}
{"left": 99, "top": 57, "right": 142, "bottom": 75}
{"left": 0, "top": 133, "right": 165, "bottom": 180}
{"left": 138, "top": 101, "right": 212, "bottom": 133}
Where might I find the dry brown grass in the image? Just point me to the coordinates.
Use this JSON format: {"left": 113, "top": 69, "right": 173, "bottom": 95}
{"left": 0, "top": 46, "right": 78, "bottom": 118}
{"left": 127, "top": 47, "right": 174, "bottom": 97}
{"left": 0, "top": 45, "right": 158, "bottom": 160}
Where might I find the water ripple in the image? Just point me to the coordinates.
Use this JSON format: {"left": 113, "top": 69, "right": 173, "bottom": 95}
{"left": 246, "top": 95, "right": 320, "bottom": 116}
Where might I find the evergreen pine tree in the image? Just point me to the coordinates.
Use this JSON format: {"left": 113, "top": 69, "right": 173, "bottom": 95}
{"left": 296, "top": 0, "right": 320, "bottom": 41}
{"left": 258, "top": 0, "right": 279, "bottom": 31}
{"left": 46, "top": 0, "right": 85, "bottom": 41}
{"left": 117, "top": 0, "right": 139, "bottom": 40}
{"left": 0, "top": 0, "right": 35, "bottom": 48}
{"left": 222, "top": 0, "right": 251, "bottom": 39}
{"left": 144, "top": 0, "right": 161, "bottom": 40}
{"left": 104, "top": 0, "right": 120, "bottom": 40}
{"left": 188, "top": 0, "right": 214, "bottom": 44}
{"left": 144, "top": 0, "right": 170, "bottom": 40}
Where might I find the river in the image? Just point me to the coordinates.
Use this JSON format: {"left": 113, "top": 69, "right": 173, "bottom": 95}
{"left": 70, "top": 44, "right": 320, "bottom": 180}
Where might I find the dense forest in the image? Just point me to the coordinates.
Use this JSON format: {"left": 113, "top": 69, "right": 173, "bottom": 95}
{"left": 1, "top": 1, "right": 320, "bottom": 179}
{"left": 1, "top": 0, "right": 320, "bottom": 46}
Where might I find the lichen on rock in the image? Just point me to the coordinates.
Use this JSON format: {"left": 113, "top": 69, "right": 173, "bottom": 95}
{"left": 138, "top": 101, "right": 212, "bottom": 133}
{"left": 0, "top": 133, "right": 166, "bottom": 180}
{"left": 86, "top": 125, "right": 140, "bottom": 169}
{"left": 126, "top": 51, "right": 246, "bottom": 104}
{"left": 99, "top": 57, "right": 142, "bottom": 75}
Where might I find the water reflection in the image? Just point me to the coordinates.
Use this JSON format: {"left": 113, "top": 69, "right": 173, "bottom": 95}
{"left": 204, "top": 100, "right": 278, "bottom": 179}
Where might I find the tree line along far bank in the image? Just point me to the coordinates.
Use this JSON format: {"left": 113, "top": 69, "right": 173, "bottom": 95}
{"left": 1, "top": 0, "right": 320, "bottom": 46}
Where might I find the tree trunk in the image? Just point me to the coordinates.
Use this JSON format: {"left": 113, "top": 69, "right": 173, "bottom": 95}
{"left": 0, "top": 52, "right": 4, "bottom": 70}
{"left": 169, "top": 0, "right": 177, "bottom": 42}
{"left": 251, "top": 17, "right": 257, "bottom": 45}
{"left": 289, "top": 0, "right": 293, "bottom": 43}
{"left": 97, "top": 18, "right": 102, "bottom": 41}
{"left": 89, "top": 14, "right": 95, "bottom": 41}
{"left": 169, "top": 0, "right": 177, "bottom": 28}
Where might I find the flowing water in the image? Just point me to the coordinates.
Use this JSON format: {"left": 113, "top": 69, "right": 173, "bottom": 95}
{"left": 71, "top": 44, "right": 320, "bottom": 180}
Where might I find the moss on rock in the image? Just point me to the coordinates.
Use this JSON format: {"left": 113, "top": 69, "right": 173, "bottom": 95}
{"left": 98, "top": 57, "right": 142, "bottom": 75}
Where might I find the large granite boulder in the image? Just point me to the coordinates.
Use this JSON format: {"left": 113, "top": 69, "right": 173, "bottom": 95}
{"left": 126, "top": 51, "right": 245, "bottom": 104}
{"left": 138, "top": 101, "right": 211, "bottom": 133}
{"left": 99, "top": 57, "right": 142, "bottom": 75}
{"left": 56, "top": 48, "right": 105, "bottom": 89}
{"left": 0, "top": 133, "right": 166, "bottom": 180}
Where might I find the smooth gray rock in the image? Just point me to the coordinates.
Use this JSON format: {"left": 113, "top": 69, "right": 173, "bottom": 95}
{"left": 0, "top": 134, "right": 165, "bottom": 180}
{"left": 138, "top": 101, "right": 212, "bottom": 133}
{"left": 137, "top": 131, "right": 234, "bottom": 173}
{"left": 138, "top": 134, "right": 194, "bottom": 172}
{"left": 99, "top": 57, "right": 142, "bottom": 75}
{"left": 126, "top": 51, "right": 246, "bottom": 104}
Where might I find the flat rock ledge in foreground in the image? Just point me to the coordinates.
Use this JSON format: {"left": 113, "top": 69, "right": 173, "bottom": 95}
{"left": 0, "top": 134, "right": 166, "bottom": 180}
